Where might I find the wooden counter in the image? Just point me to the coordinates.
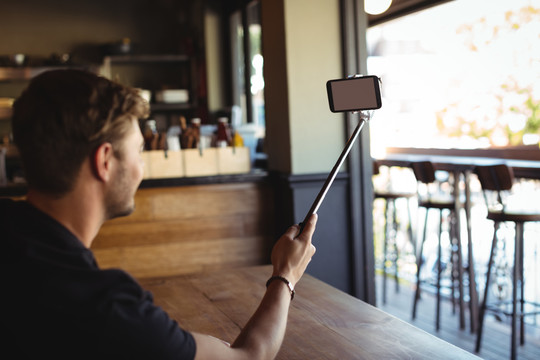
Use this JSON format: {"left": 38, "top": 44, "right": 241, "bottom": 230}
{"left": 92, "top": 179, "right": 275, "bottom": 279}
{"left": 140, "top": 265, "right": 482, "bottom": 360}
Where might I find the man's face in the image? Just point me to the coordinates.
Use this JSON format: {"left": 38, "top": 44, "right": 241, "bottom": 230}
{"left": 104, "top": 118, "right": 145, "bottom": 220}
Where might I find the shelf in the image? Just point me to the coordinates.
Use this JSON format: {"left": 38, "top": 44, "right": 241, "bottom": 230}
{"left": 0, "top": 67, "right": 54, "bottom": 81}
{"left": 150, "top": 102, "right": 193, "bottom": 112}
{"left": 101, "top": 54, "right": 197, "bottom": 116}
{"left": 0, "top": 65, "right": 96, "bottom": 82}
{"left": 0, "top": 107, "right": 12, "bottom": 120}
{"left": 104, "top": 54, "right": 191, "bottom": 64}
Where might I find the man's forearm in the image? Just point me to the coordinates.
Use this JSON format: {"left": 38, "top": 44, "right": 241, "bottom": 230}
{"left": 194, "top": 218, "right": 316, "bottom": 360}
{"left": 231, "top": 279, "right": 292, "bottom": 359}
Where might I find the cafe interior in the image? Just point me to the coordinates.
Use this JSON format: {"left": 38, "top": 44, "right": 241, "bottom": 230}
{"left": 1, "top": 0, "right": 539, "bottom": 359}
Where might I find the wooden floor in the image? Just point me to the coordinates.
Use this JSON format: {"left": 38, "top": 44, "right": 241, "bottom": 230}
{"left": 375, "top": 275, "right": 540, "bottom": 360}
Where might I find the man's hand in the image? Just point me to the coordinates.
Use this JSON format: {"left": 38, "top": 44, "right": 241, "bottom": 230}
{"left": 194, "top": 214, "right": 317, "bottom": 360}
{"left": 270, "top": 214, "right": 317, "bottom": 287}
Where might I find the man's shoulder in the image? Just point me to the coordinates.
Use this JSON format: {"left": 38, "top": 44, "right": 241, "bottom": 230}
{"left": 0, "top": 198, "right": 30, "bottom": 221}
{"left": 0, "top": 198, "right": 23, "bottom": 235}
{"left": 0, "top": 197, "right": 15, "bottom": 212}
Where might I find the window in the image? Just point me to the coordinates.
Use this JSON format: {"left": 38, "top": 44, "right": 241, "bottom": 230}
{"left": 230, "top": 0, "right": 264, "bottom": 127}
{"left": 367, "top": 0, "right": 540, "bottom": 156}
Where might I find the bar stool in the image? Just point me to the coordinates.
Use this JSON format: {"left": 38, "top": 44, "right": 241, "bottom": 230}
{"left": 474, "top": 164, "right": 540, "bottom": 360}
{"left": 411, "top": 161, "right": 465, "bottom": 331}
{"left": 373, "top": 161, "right": 416, "bottom": 304}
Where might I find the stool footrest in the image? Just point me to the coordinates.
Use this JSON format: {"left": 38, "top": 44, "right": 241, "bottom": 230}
{"left": 484, "top": 301, "right": 540, "bottom": 318}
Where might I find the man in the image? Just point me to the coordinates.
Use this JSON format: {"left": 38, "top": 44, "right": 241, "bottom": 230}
{"left": 0, "top": 69, "right": 317, "bottom": 359}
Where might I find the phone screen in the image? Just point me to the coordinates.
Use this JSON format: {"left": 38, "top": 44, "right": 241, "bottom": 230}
{"left": 327, "top": 76, "right": 382, "bottom": 112}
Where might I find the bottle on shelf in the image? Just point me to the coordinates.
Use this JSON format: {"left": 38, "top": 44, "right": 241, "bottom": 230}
{"left": 166, "top": 117, "right": 182, "bottom": 151}
{"left": 191, "top": 118, "right": 201, "bottom": 149}
{"left": 216, "top": 117, "right": 232, "bottom": 148}
{"left": 143, "top": 119, "right": 159, "bottom": 150}
{"left": 232, "top": 129, "right": 244, "bottom": 147}
{"left": 180, "top": 117, "right": 201, "bottom": 149}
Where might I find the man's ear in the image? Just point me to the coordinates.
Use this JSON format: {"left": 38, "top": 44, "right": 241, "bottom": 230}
{"left": 92, "top": 142, "right": 115, "bottom": 182}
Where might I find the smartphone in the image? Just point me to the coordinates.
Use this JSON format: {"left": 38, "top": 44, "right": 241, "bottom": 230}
{"left": 326, "top": 75, "right": 382, "bottom": 113}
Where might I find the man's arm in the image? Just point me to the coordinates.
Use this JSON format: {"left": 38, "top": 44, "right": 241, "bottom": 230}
{"left": 193, "top": 214, "right": 317, "bottom": 360}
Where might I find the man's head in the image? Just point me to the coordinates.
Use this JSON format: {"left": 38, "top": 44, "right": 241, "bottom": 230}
{"left": 12, "top": 69, "right": 149, "bottom": 197}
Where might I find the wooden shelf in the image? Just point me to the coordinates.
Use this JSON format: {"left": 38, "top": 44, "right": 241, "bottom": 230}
{"left": 0, "top": 67, "right": 54, "bottom": 81}
{"left": 101, "top": 54, "right": 197, "bottom": 115}
{"left": 104, "top": 54, "right": 191, "bottom": 64}
{"left": 150, "top": 102, "right": 193, "bottom": 111}
{"left": 0, "top": 65, "right": 95, "bottom": 82}
{"left": 0, "top": 107, "right": 12, "bottom": 120}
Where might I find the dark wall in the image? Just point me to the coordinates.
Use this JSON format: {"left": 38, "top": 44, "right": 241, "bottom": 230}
{"left": 272, "top": 172, "right": 354, "bottom": 294}
{"left": 0, "top": 0, "right": 205, "bottom": 63}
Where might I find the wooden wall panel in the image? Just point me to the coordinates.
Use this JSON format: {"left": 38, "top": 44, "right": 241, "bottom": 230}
{"left": 93, "top": 236, "right": 268, "bottom": 279}
{"left": 92, "top": 182, "right": 275, "bottom": 279}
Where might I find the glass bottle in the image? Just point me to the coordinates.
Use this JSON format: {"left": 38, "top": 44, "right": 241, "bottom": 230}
{"left": 189, "top": 118, "right": 201, "bottom": 149}
{"left": 232, "top": 130, "right": 244, "bottom": 147}
{"left": 216, "top": 117, "right": 231, "bottom": 148}
{"left": 143, "top": 120, "right": 158, "bottom": 150}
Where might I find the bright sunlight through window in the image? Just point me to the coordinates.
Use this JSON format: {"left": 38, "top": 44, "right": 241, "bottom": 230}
{"left": 367, "top": 0, "right": 540, "bottom": 158}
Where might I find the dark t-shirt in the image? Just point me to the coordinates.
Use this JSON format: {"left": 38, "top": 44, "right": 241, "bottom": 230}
{"left": 0, "top": 199, "right": 196, "bottom": 359}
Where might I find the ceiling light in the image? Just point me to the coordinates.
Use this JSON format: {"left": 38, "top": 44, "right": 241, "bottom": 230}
{"left": 365, "top": 0, "right": 392, "bottom": 15}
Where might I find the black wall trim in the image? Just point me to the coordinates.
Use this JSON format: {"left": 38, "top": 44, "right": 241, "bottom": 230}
{"left": 340, "top": 0, "right": 376, "bottom": 304}
{"left": 277, "top": 171, "right": 349, "bottom": 185}
{"left": 269, "top": 170, "right": 355, "bottom": 294}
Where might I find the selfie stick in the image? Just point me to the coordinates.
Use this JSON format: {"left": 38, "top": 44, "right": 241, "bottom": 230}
{"left": 298, "top": 112, "right": 370, "bottom": 235}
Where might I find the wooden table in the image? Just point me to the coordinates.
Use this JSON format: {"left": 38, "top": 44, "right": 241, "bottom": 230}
{"left": 376, "top": 146, "right": 540, "bottom": 180}
{"left": 140, "top": 265, "right": 480, "bottom": 359}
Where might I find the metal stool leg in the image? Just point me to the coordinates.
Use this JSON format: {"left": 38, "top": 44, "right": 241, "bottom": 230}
{"left": 518, "top": 223, "right": 525, "bottom": 346}
{"left": 453, "top": 208, "right": 466, "bottom": 330}
{"left": 449, "top": 211, "right": 457, "bottom": 315}
{"left": 382, "top": 200, "right": 389, "bottom": 305}
{"left": 475, "top": 222, "right": 500, "bottom": 353}
{"left": 406, "top": 198, "right": 415, "bottom": 256}
{"left": 464, "top": 170, "right": 478, "bottom": 333}
{"left": 511, "top": 222, "right": 523, "bottom": 360}
{"left": 391, "top": 199, "right": 400, "bottom": 293}
{"left": 436, "top": 209, "right": 443, "bottom": 331}
{"left": 412, "top": 208, "right": 429, "bottom": 320}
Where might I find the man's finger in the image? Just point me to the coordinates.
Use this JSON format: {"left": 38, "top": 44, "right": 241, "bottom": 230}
{"left": 296, "top": 214, "right": 317, "bottom": 239}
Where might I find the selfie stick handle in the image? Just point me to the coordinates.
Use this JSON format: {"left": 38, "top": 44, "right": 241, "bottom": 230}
{"left": 298, "top": 116, "right": 368, "bottom": 235}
